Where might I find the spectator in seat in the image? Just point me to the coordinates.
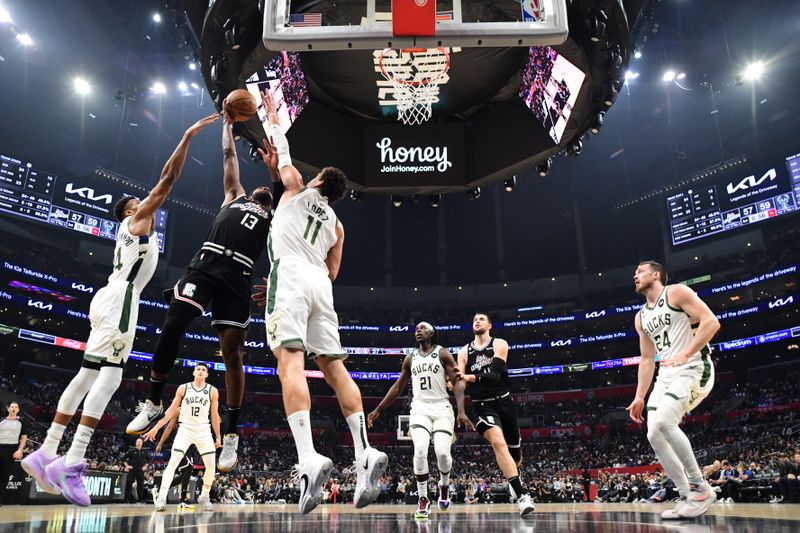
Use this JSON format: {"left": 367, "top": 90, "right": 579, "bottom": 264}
{"left": 770, "top": 453, "right": 798, "bottom": 503}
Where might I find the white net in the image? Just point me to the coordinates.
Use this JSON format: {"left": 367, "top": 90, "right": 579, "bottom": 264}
{"left": 379, "top": 48, "right": 450, "bottom": 125}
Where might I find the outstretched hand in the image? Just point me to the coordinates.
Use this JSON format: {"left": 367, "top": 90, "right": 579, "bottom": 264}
{"left": 252, "top": 276, "right": 268, "bottom": 307}
{"left": 626, "top": 397, "right": 645, "bottom": 424}
{"left": 257, "top": 138, "right": 279, "bottom": 174}
{"left": 185, "top": 114, "right": 220, "bottom": 137}
{"left": 367, "top": 409, "right": 380, "bottom": 428}
{"left": 457, "top": 412, "right": 475, "bottom": 432}
{"left": 260, "top": 88, "right": 277, "bottom": 117}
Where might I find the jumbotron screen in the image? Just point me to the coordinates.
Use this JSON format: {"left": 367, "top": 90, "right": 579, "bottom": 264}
{"left": 519, "top": 46, "right": 586, "bottom": 144}
{"left": 245, "top": 51, "right": 309, "bottom": 136}
{"left": 0, "top": 153, "right": 168, "bottom": 251}
{"left": 667, "top": 153, "right": 800, "bottom": 245}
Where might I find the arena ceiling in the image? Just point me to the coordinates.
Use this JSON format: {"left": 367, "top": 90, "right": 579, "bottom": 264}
{"left": 0, "top": 0, "right": 798, "bottom": 286}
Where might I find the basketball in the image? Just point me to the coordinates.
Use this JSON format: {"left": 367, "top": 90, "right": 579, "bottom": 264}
{"left": 224, "top": 89, "right": 257, "bottom": 122}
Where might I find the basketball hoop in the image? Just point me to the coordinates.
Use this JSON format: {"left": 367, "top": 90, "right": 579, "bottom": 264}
{"left": 379, "top": 47, "right": 450, "bottom": 125}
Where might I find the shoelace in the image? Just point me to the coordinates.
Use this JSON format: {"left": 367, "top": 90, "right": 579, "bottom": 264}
{"left": 289, "top": 465, "right": 302, "bottom": 484}
{"left": 134, "top": 402, "right": 147, "bottom": 413}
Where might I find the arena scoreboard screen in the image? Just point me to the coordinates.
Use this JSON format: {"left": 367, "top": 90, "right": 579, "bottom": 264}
{"left": 0, "top": 153, "right": 168, "bottom": 251}
{"left": 667, "top": 153, "right": 800, "bottom": 245}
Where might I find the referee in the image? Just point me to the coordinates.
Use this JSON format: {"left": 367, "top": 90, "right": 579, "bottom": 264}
{"left": 0, "top": 401, "right": 28, "bottom": 505}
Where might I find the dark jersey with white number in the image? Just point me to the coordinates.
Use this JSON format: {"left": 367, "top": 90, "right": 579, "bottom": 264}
{"left": 466, "top": 337, "right": 510, "bottom": 401}
{"left": 187, "top": 196, "right": 272, "bottom": 280}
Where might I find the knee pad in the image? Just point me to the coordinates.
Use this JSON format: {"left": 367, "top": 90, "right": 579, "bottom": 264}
{"left": 433, "top": 433, "right": 453, "bottom": 473}
{"left": 411, "top": 428, "right": 430, "bottom": 475}
{"left": 81, "top": 367, "right": 122, "bottom": 419}
{"left": 57, "top": 367, "right": 99, "bottom": 415}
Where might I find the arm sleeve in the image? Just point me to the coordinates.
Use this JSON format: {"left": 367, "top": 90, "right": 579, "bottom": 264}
{"left": 475, "top": 357, "right": 507, "bottom": 386}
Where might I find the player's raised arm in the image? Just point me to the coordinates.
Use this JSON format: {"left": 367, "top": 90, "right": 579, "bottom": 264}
{"left": 659, "top": 284, "right": 721, "bottom": 368}
{"left": 367, "top": 355, "right": 412, "bottom": 428}
{"left": 627, "top": 312, "right": 656, "bottom": 424}
{"left": 324, "top": 221, "right": 345, "bottom": 282}
{"left": 221, "top": 109, "right": 246, "bottom": 207}
{"left": 129, "top": 114, "right": 219, "bottom": 236}
{"left": 260, "top": 88, "right": 304, "bottom": 197}
{"left": 210, "top": 387, "right": 222, "bottom": 448}
{"left": 441, "top": 347, "right": 474, "bottom": 431}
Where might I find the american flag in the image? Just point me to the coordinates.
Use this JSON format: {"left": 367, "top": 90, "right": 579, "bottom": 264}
{"left": 290, "top": 13, "right": 322, "bottom": 27}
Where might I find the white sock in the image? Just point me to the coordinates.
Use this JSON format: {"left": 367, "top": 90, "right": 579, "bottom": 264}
{"left": 418, "top": 480, "right": 428, "bottom": 499}
{"left": 345, "top": 412, "right": 369, "bottom": 458}
{"left": 287, "top": 410, "right": 315, "bottom": 460}
{"left": 41, "top": 423, "right": 66, "bottom": 457}
{"left": 65, "top": 424, "right": 94, "bottom": 467}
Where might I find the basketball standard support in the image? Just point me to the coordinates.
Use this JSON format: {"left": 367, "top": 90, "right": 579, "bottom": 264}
{"left": 263, "top": 0, "right": 569, "bottom": 51}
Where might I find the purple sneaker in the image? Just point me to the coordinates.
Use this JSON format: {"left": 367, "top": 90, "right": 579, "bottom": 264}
{"left": 21, "top": 450, "right": 60, "bottom": 494}
{"left": 44, "top": 457, "right": 91, "bottom": 507}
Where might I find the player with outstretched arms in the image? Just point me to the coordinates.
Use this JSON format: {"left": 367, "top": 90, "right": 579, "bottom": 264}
{"left": 21, "top": 115, "right": 219, "bottom": 507}
{"left": 368, "top": 322, "right": 465, "bottom": 518}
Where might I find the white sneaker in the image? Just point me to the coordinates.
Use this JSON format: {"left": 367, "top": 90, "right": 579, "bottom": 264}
{"left": 198, "top": 493, "right": 213, "bottom": 512}
{"left": 294, "top": 452, "right": 334, "bottom": 514}
{"left": 518, "top": 493, "right": 535, "bottom": 517}
{"left": 678, "top": 483, "right": 716, "bottom": 518}
{"left": 154, "top": 496, "right": 167, "bottom": 512}
{"left": 353, "top": 447, "right": 389, "bottom": 509}
{"left": 151, "top": 487, "right": 159, "bottom": 504}
{"left": 218, "top": 434, "right": 239, "bottom": 472}
{"left": 126, "top": 400, "right": 163, "bottom": 435}
{"left": 661, "top": 498, "right": 687, "bottom": 519}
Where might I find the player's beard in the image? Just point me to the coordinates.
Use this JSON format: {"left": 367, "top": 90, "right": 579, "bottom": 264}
{"left": 473, "top": 327, "right": 485, "bottom": 335}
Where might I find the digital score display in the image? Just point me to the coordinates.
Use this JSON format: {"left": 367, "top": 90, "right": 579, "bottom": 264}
{"left": 667, "top": 154, "right": 800, "bottom": 245}
{"left": 0, "top": 154, "right": 167, "bottom": 251}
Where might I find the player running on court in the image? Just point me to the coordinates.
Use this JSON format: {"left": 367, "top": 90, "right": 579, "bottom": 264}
{"left": 368, "top": 322, "right": 465, "bottom": 518}
{"left": 21, "top": 114, "right": 220, "bottom": 506}
{"left": 127, "top": 101, "right": 283, "bottom": 474}
{"left": 627, "top": 261, "right": 720, "bottom": 520}
{"left": 252, "top": 89, "right": 387, "bottom": 514}
{"left": 455, "top": 312, "right": 535, "bottom": 517}
{"left": 144, "top": 362, "right": 221, "bottom": 513}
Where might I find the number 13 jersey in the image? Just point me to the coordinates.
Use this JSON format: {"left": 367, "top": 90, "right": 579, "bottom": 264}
{"left": 268, "top": 188, "right": 337, "bottom": 271}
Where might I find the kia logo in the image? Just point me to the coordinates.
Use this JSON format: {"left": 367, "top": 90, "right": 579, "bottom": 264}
{"left": 726, "top": 168, "right": 776, "bottom": 195}
{"left": 550, "top": 339, "right": 572, "bottom": 347}
{"left": 389, "top": 326, "right": 409, "bottom": 332}
{"left": 65, "top": 183, "right": 113, "bottom": 205}
{"left": 768, "top": 296, "right": 794, "bottom": 309}
{"left": 71, "top": 282, "right": 95, "bottom": 293}
{"left": 585, "top": 310, "right": 606, "bottom": 319}
{"left": 27, "top": 300, "right": 53, "bottom": 311}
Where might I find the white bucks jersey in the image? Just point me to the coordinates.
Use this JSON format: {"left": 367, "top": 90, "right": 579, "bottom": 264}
{"left": 179, "top": 382, "right": 212, "bottom": 428}
{"left": 410, "top": 345, "right": 449, "bottom": 406}
{"left": 640, "top": 285, "right": 711, "bottom": 374}
{"left": 107, "top": 217, "right": 159, "bottom": 292}
{"left": 268, "top": 188, "right": 337, "bottom": 270}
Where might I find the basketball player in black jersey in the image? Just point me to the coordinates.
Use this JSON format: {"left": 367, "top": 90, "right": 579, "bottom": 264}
{"left": 455, "top": 312, "right": 535, "bottom": 516}
{"left": 126, "top": 106, "right": 283, "bottom": 474}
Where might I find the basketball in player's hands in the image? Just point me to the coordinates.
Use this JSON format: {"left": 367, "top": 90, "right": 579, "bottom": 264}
{"left": 223, "top": 89, "right": 257, "bottom": 122}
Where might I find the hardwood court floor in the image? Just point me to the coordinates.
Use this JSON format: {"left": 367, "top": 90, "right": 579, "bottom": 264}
{"left": 0, "top": 502, "right": 797, "bottom": 532}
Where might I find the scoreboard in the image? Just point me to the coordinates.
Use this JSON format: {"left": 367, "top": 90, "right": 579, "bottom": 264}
{"left": 667, "top": 153, "right": 800, "bottom": 245}
{"left": 0, "top": 154, "right": 168, "bottom": 251}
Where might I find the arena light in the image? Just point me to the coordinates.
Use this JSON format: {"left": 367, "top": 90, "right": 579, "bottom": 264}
{"left": 150, "top": 81, "right": 167, "bottom": 95}
{"left": 743, "top": 60, "right": 765, "bottom": 80}
{"left": 16, "top": 33, "right": 33, "bottom": 46}
{"left": 224, "top": 19, "right": 240, "bottom": 50}
{"left": 590, "top": 112, "right": 604, "bottom": 135}
{"left": 624, "top": 70, "right": 639, "bottom": 81}
{"left": 662, "top": 70, "right": 676, "bottom": 83}
{"left": 467, "top": 187, "right": 481, "bottom": 200}
{"left": 503, "top": 176, "right": 517, "bottom": 192}
{"left": 391, "top": 195, "right": 402, "bottom": 207}
{"left": 0, "top": 6, "right": 12, "bottom": 24}
{"left": 188, "top": 61, "right": 197, "bottom": 71}
{"left": 429, "top": 194, "right": 441, "bottom": 207}
{"left": 177, "top": 81, "right": 188, "bottom": 92}
{"left": 73, "top": 77, "right": 91, "bottom": 95}
{"left": 190, "top": 82, "right": 200, "bottom": 90}
{"left": 349, "top": 189, "right": 363, "bottom": 202}
{"left": 537, "top": 158, "right": 552, "bottom": 177}
{"left": 634, "top": 50, "right": 642, "bottom": 59}
{"left": 567, "top": 139, "right": 583, "bottom": 157}
{"left": 676, "top": 72, "right": 686, "bottom": 80}
{"left": 152, "top": 13, "right": 162, "bottom": 23}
